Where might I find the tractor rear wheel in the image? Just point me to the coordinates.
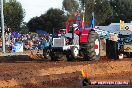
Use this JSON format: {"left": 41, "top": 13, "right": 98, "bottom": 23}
{"left": 126, "top": 52, "right": 132, "bottom": 58}
{"left": 106, "top": 40, "right": 119, "bottom": 59}
{"left": 86, "top": 30, "right": 100, "bottom": 60}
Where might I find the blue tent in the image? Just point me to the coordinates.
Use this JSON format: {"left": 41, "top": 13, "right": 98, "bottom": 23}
{"left": 36, "top": 29, "right": 49, "bottom": 35}
{"left": 12, "top": 32, "right": 21, "bottom": 38}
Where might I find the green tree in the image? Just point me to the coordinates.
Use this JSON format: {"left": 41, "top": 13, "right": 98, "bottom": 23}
{"left": 63, "top": 0, "right": 113, "bottom": 25}
{"left": 63, "top": 0, "right": 79, "bottom": 14}
{"left": 27, "top": 16, "right": 44, "bottom": 32}
{"left": 110, "top": 0, "right": 132, "bottom": 23}
{"left": 20, "top": 22, "right": 29, "bottom": 34}
{"left": 42, "top": 8, "right": 68, "bottom": 33}
{"left": 27, "top": 8, "right": 68, "bottom": 33}
{"left": 94, "top": 0, "right": 113, "bottom": 25}
{"left": 3, "top": 0, "right": 25, "bottom": 32}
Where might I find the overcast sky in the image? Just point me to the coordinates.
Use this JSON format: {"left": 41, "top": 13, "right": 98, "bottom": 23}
{"left": 17, "top": 0, "right": 63, "bottom": 22}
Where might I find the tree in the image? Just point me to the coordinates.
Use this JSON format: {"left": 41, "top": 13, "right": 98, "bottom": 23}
{"left": 27, "top": 8, "right": 68, "bottom": 33}
{"left": 20, "top": 22, "right": 29, "bottom": 34}
{"left": 79, "top": 0, "right": 113, "bottom": 25}
{"left": 3, "top": 0, "right": 25, "bottom": 32}
{"left": 110, "top": 0, "right": 132, "bottom": 23}
{"left": 62, "top": 0, "right": 113, "bottom": 25}
{"left": 27, "top": 16, "right": 44, "bottom": 32}
{"left": 63, "top": 0, "right": 79, "bottom": 14}
{"left": 94, "top": 0, "right": 113, "bottom": 25}
{"left": 42, "top": 8, "right": 68, "bottom": 33}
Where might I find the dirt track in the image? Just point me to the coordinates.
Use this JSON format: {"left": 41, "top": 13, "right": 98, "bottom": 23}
{"left": 0, "top": 55, "right": 131, "bottom": 88}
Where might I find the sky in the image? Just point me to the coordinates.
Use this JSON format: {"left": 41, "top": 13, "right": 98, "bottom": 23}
{"left": 17, "top": 0, "right": 63, "bottom": 22}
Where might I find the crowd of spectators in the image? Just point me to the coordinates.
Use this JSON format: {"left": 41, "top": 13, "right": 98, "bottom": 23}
{"left": 0, "top": 32, "right": 51, "bottom": 52}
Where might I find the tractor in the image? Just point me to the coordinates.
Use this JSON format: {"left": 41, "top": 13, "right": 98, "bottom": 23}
{"left": 106, "top": 20, "right": 132, "bottom": 59}
{"left": 43, "top": 12, "right": 100, "bottom": 61}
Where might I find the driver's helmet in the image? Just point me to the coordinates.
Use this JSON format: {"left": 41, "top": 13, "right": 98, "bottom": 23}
{"left": 73, "top": 24, "right": 79, "bottom": 30}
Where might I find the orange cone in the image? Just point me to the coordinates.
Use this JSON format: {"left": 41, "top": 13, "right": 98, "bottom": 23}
{"left": 81, "top": 69, "right": 88, "bottom": 78}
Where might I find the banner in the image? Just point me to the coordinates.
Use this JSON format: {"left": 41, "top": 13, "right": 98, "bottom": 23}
{"left": 120, "top": 20, "right": 125, "bottom": 30}
{"left": 12, "top": 42, "right": 23, "bottom": 53}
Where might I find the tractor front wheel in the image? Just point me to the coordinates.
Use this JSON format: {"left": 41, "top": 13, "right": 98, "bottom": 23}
{"left": 43, "top": 47, "right": 51, "bottom": 60}
{"left": 66, "top": 46, "right": 79, "bottom": 61}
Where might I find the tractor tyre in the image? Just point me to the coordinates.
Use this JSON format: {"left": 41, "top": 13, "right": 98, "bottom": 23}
{"left": 50, "top": 51, "right": 58, "bottom": 61}
{"left": 51, "top": 53, "right": 67, "bottom": 61}
{"left": 50, "top": 50, "right": 67, "bottom": 61}
{"left": 43, "top": 47, "right": 51, "bottom": 60}
{"left": 66, "top": 46, "right": 79, "bottom": 61}
{"left": 86, "top": 30, "right": 100, "bottom": 60}
{"left": 71, "top": 46, "right": 79, "bottom": 59}
{"left": 66, "top": 50, "right": 73, "bottom": 61}
{"left": 57, "top": 54, "right": 67, "bottom": 61}
{"left": 106, "top": 39, "right": 111, "bottom": 58}
{"left": 111, "top": 41, "right": 118, "bottom": 60}
{"left": 106, "top": 40, "right": 118, "bottom": 60}
{"left": 43, "top": 48, "right": 62, "bottom": 61}
{"left": 126, "top": 52, "right": 132, "bottom": 58}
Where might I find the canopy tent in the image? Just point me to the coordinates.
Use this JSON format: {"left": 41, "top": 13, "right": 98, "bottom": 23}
{"left": 11, "top": 32, "right": 21, "bottom": 38}
{"left": 36, "top": 29, "right": 49, "bottom": 35}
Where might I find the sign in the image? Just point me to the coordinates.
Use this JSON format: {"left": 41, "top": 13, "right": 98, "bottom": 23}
{"left": 120, "top": 20, "right": 125, "bottom": 30}
{"left": 124, "top": 25, "right": 132, "bottom": 31}
{"left": 12, "top": 42, "right": 23, "bottom": 53}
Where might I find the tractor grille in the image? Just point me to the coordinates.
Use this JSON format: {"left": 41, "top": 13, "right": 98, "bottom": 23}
{"left": 53, "top": 38, "right": 65, "bottom": 47}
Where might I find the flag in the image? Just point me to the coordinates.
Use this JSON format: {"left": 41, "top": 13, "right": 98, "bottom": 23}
{"left": 90, "top": 12, "right": 95, "bottom": 28}
{"left": 66, "top": 23, "right": 69, "bottom": 33}
{"left": 82, "top": 20, "right": 85, "bottom": 30}
{"left": 81, "top": 69, "right": 85, "bottom": 77}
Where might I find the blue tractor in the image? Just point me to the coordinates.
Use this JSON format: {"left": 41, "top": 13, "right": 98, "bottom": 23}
{"left": 106, "top": 21, "right": 132, "bottom": 59}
